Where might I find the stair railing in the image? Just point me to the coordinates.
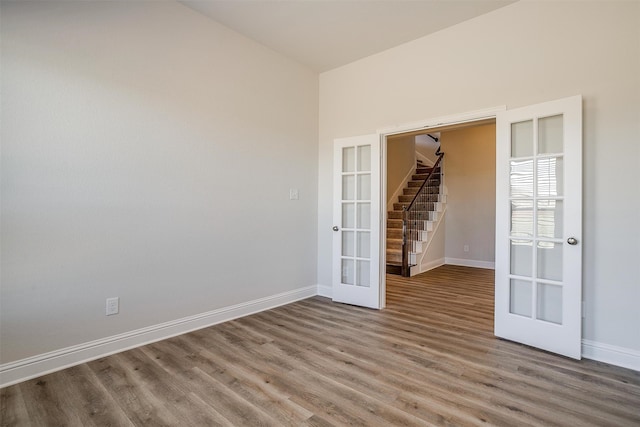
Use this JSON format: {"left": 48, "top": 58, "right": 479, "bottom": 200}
{"left": 401, "top": 152, "right": 444, "bottom": 277}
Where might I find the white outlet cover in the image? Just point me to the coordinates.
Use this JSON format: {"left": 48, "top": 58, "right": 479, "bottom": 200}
{"left": 106, "top": 297, "right": 119, "bottom": 316}
{"left": 289, "top": 188, "right": 299, "bottom": 200}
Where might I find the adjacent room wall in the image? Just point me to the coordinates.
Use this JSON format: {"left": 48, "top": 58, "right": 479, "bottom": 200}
{"left": 441, "top": 124, "right": 496, "bottom": 267}
{"left": 1, "top": 1, "right": 318, "bottom": 366}
{"left": 318, "top": 1, "right": 640, "bottom": 357}
{"left": 415, "top": 134, "right": 439, "bottom": 164}
{"left": 386, "top": 134, "right": 415, "bottom": 207}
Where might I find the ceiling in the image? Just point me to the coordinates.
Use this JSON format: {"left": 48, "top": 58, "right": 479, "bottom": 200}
{"left": 179, "top": 0, "right": 515, "bottom": 72}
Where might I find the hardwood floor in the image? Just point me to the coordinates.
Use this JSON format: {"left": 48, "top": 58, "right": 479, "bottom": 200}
{"left": 2, "top": 265, "right": 639, "bottom": 426}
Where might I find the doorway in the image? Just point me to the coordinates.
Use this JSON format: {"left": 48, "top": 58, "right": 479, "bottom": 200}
{"left": 381, "top": 113, "right": 501, "bottom": 307}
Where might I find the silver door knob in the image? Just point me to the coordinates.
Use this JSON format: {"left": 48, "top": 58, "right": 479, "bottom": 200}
{"left": 567, "top": 237, "right": 578, "bottom": 245}
{"left": 332, "top": 226, "right": 339, "bottom": 231}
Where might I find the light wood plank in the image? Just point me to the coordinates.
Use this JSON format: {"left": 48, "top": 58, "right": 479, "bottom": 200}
{"left": 2, "top": 265, "right": 639, "bottom": 426}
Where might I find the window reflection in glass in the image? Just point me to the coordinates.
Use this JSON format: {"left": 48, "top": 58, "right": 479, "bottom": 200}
{"left": 510, "top": 159, "right": 533, "bottom": 198}
{"left": 537, "top": 157, "right": 563, "bottom": 197}
{"left": 511, "top": 200, "right": 533, "bottom": 237}
{"left": 537, "top": 200, "right": 563, "bottom": 238}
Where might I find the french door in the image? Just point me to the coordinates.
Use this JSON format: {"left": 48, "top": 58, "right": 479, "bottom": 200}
{"left": 332, "top": 134, "right": 381, "bottom": 309}
{"left": 495, "top": 95, "right": 583, "bottom": 359}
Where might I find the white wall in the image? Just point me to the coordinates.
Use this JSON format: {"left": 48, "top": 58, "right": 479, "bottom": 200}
{"left": 441, "top": 124, "right": 496, "bottom": 265}
{"left": 1, "top": 1, "right": 318, "bottom": 364}
{"left": 318, "top": 1, "right": 640, "bottom": 354}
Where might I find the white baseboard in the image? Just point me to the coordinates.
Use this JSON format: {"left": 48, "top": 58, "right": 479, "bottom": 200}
{"left": 0, "top": 285, "right": 317, "bottom": 388}
{"left": 582, "top": 339, "right": 640, "bottom": 372}
{"left": 317, "top": 284, "right": 332, "bottom": 298}
{"left": 445, "top": 257, "right": 495, "bottom": 270}
{"left": 418, "top": 257, "right": 445, "bottom": 274}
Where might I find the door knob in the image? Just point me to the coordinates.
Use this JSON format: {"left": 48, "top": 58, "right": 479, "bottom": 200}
{"left": 332, "top": 226, "right": 339, "bottom": 231}
{"left": 567, "top": 237, "right": 578, "bottom": 245}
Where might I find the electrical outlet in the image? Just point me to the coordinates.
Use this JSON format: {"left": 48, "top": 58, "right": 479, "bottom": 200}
{"left": 463, "top": 244, "right": 470, "bottom": 252}
{"left": 106, "top": 297, "right": 119, "bottom": 316}
{"left": 289, "top": 188, "right": 299, "bottom": 200}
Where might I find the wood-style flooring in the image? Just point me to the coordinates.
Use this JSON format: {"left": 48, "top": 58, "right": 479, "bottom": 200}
{"left": 2, "top": 265, "right": 639, "bottom": 426}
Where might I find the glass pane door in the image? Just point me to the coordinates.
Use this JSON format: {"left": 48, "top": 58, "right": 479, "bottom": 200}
{"left": 332, "top": 134, "right": 380, "bottom": 309}
{"left": 508, "top": 115, "right": 565, "bottom": 324}
{"left": 341, "top": 145, "right": 372, "bottom": 287}
{"left": 495, "top": 95, "right": 582, "bottom": 359}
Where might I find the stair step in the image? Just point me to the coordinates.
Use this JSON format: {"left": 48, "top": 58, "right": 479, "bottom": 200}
{"left": 393, "top": 202, "right": 439, "bottom": 211}
{"left": 416, "top": 167, "right": 436, "bottom": 174}
{"left": 413, "top": 173, "right": 441, "bottom": 180}
{"left": 387, "top": 219, "right": 403, "bottom": 229}
{"left": 386, "top": 249, "right": 402, "bottom": 263}
{"left": 388, "top": 219, "right": 432, "bottom": 230}
{"left": 386, "top": 238, "right": 402, "bottom": 250}
{"left": 403, "top": 186, "right": 440, "bottom": 196}
{"left": 387, "top": 228, "right": 402, "bottom": 239}
{"left": 401, "top": 210, "right": 435, "bottom": 220}
{"left": 398, "top": 191, "right": 439, "bottom": 203}
{"left": 387, "top": 211, "right": 403, "bottom": 219}
{"left": 386, "top": 263, "right": 403, "bottom": 275}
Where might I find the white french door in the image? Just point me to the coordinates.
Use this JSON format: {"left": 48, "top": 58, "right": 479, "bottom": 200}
{"left": 495, "top": 95, "right": 583, "bottom": 359}
{"left": 332, "top": 134, "right": 381, "bottom": 309}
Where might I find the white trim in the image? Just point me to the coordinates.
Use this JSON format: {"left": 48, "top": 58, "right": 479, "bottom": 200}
{"left": 445, "top": 257, "right": 496, "bottom": 270}
{"left": 317, "top": 284, "right": 332, "bottom": 298}
{"left": 0, "top": 286, "right": 317, "bottom": 388}
{"left": 582, "top": 340, "right": 640, "bottom": 372}
{"left": 377, "top": 106, "right": 506, "bottom": 137}
{"left": 386, "top": 164, "right": 416, "bottom": 212}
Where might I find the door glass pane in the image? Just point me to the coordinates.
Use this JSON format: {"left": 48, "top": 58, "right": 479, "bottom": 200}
{"left": 357, "top": 203, "right": 370, "bottom": 228}
{"left": 357, "top": 174, "right": 371, "bottom": 200}
{"left": 356, "top": 260, "right": 370, "bottom": 287}
{"left": 357, "top": 231, "right": 370, "bottom": 258}
{"left": 538, "top": 115, "right": 563, "bottom": 154}
{"left": 510, "top": 160, "right": 533, "bottom": 197}
{"left": 511, "top": 120, "right": 533, "bottom": 157}
{"left": 537, "top": 200, "right": 563, "bottom": 238}
{"left": 342, "top": 147, "right": 355, "bottom": 172}
{"left": 342, "top": 175, "right": 355, "bottom": 200}
{"left": 511, "top": 200, "right": 533, "bottom": 237}
{"left": 537, "top": 242, "right": 563, "bottom": 281}
{"left": 341, "top": 259, "right": 354, "bottom": 285}
{"left": 537, "top": 283, "right": 563, "bottom": 324}
{"left": 342, "top": 203, "right": 355, "bottom": 228}
{"left": 510, "top": 279, "right": 532, "bottom": 317}
{"left": 537, "top": 157, "right": 563, "bottom": 197}
{"left": 357, "top": 145, "right": 371, "bottom": 172}
{"left": 510, "top": 240, "right": 532, "bottom": 277}
{"left": 342, "top": 231, "right": 354, "bottom": 257}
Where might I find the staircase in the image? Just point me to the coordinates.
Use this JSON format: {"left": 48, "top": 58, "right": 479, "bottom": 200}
{"left": 386, "top": 159, "right": 445, "bottom": 276}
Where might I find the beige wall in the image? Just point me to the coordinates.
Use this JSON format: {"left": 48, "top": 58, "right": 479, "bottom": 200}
{"left": 1, "top": 1, "right": 318, "bottom": 364}
{"left": 386, "top": 135, "right": 415, "bottom": 206}
{"left": 318, "top": 1, "right": 640, "bottom": 353}
{"left": 441, "top": 124, "right": 496, "bottom": 264}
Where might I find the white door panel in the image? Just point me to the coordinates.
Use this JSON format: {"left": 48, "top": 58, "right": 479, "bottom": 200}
{"left": 332, "top": 134, "right": 381, "bottom": 309}
{"left": 495, "top": 95, "right": 582, "bottom": 359}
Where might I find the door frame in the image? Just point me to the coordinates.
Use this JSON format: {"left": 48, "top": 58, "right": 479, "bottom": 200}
{"left": 377, "top": 105, "right": 506, "bottom": 308}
